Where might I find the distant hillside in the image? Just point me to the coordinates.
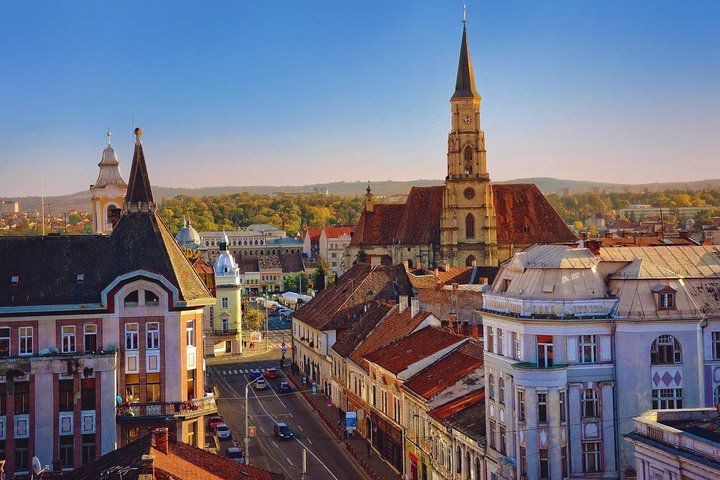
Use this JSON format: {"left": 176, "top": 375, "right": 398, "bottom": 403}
{"left": 8, "top": 177, "right": 720, "bottom": 213}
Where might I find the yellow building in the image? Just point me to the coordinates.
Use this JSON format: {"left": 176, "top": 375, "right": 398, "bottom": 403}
{"left": 209, "top": 231, "right": 243, "bottom": 355}
{"left": 90, "top": 129, "right": 127, "bottom": 234}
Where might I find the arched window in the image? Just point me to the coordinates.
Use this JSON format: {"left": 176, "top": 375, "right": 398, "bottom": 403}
{"left": 123, "top": 290, "right": 139, "bottom": 307}
{"left": 463, "top": 145, "right": 473, "bottom": 174}
{"left": 651, "top": 335, "right": 682, "bottom": 364}
{"left": 106, "top": 205, "right": 121, "bottom": 226}
{"left": 456, "top": 446, "right": 462, "bottom": 474}
{"left": 465, "top": 255, "right": 476, "bottom": 267}
{"left": 582, "top": 389, "right": 598, "bottom": 418}
{"left": 498, "top": 377, "right": 505, "bottom": 404}
{"left": 488, "top": 374, "right": 494, "bottom": 400}
{"left": 465, "top": 451, "right": 471, "bottom": 479}
{"left": 465, "top": 213, "right": 475, "bottom": 239}
{"left": 475, "top": 458, "right": 481, "bottom": 480}
{"left": 714, "top": 385, "right": 720, "bottom": 408}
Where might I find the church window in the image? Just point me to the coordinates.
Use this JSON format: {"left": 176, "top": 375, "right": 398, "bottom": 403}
{"left": 465, "top": 213, "right": 475, "bottom": 239}
{"left": 463, "top": 145, "right": 473, "bottom": 174}
{"left": 464, "top": 187, "right": 475, "bottom": 200}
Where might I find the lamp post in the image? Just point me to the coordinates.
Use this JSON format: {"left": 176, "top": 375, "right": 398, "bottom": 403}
{"left": 244, "top": 375, "right": 262, "bottom": 465}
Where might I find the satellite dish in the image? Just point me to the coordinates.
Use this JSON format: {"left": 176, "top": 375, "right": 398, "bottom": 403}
{"left": 32, "top": 456, "right": 43, "bottom": 474}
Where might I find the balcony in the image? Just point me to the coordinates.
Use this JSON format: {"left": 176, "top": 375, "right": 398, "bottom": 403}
{"left": 116, "top": 395, "right": 217, "bottom": 422}
{"left": 482, "top": 293, "right": 617, "bottom": 320}
{"left": 0, "top": 350, "right": 117, "bottom": 376}
{"left": 207, "top": 329, "right": 240, "bottom": 338}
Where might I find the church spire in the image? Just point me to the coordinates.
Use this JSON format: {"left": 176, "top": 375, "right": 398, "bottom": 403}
{"left": 451, "top": 12, "right": 480, "bottom": 100}
{"left": 124, "top": 127, "right": 155, "bottom": 212}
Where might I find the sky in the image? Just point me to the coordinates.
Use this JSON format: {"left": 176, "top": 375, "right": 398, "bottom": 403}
{"left": 0, "top": 1, "right": 718, "bottom": 196}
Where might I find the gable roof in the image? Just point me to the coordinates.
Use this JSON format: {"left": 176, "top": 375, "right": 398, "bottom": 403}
{"left": 292, "top": 263, "right": 414, "bottom": 330}
{"left": 404, "top": 339, "right": 484, "bottom": 400}
{"left": 349, "top": 306, "right": 432, "bottom": 372}
{"left": 429, "top": 389, "right": 485, "bottom": 424}
{"left": 323, "top": 226, "right": 355, "bottom": 238}
{"left": 351, "top": 183, "right": 576, "bottom": 248}
{"left": 69, "top": 429, "right": 283, "bottom": 480}
{"left": 364, "top": 327, "right": 466, "bottom": 374}
{"left": 331, "top": 301, "right": 394, "bottom": 358}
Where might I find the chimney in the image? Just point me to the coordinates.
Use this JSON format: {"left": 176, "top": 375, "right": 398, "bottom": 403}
{"left": 410, "top": 297, "right": 419, "bottom": 317}
{"left": 399, "top": 295, "right": 408, "bottom": 313}
{"left": 139, "top": 454, "right": 155, "bottom": 480}
{"left": 152, "top": 428, "right": 169, "bottom": 455}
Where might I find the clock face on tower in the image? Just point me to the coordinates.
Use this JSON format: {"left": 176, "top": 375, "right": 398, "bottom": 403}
{"left": 463, "top": 114, "right": 472, "bottom": 124}
{"left": 464, "top": 187, "right": 475, "bottom": 200}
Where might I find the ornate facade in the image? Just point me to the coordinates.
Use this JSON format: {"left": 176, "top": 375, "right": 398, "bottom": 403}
{"left": 90, "top": 129, "right": 127, "bottom": 234}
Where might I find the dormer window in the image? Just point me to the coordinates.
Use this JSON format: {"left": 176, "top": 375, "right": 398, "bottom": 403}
{"left": 124, "top": 290, "right": 139, "bottom": 307}
{"left": 652, "top": 285, "right": 677, "bottom": 310}
{"left": 146, "top": 291, "right": 160, "bottom": 306}
{"left": 76, "top": 274, "right": 85, "bottom": 285}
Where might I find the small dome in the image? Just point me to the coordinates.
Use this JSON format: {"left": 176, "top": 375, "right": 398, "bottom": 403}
{"left": 175, "top": 220, "right": 201, "bottom": 248}
{"left": 215, "top": 250, "right": 238, "bottom": 276}
{"left": 100, "top": 145, "right": 119, "bottom": 166}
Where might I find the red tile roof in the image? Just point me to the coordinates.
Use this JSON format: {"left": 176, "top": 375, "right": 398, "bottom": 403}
{"left": 348, "top": 306, "right": 433, "bottom": 371}
{"left": 364, "top": 327, "right": 466, "bottom": 374}
{"left": 331, "top": 301, "right": 395, "bottom": 358}
{"left": 404, "top": 339, "right": 484, "bottom": 400}
{"left": 324, "top": 226, "right": 355, "bottom": 238}
{"left": 350, "top": 183, "right": 577, "bottom": 247}
{"left": 305, "top": 227, "right": 323, "bottom": 243}
{"left": 292, "top": 263, "right": 414, "bottom": 330}
{"left": 429, "top": 389, "right": 485, "bottom": 423}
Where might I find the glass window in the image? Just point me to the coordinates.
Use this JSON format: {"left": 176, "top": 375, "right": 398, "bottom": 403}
{"left": 712, "top": 332, "right": 720, "bottom": 360}
{"left": 659, "top": 292, "right": 675, "bottom": 309}
{"left": 561, "top": 445, "right": 568, "bottom": 478}
{"left": 147, "top": 372, "right": 161, "bottom": 402}
{"left": 488, "top": 374, "right": 495, "bottom": 400}
{"left": 579, "top": 335, "right": 597, "bottom": 363}
{"left": 59, "top": 379, "right": 73, "bottom": 412}
{"left": 486, "top": 327, "right": 494, "bottom": 354}
{"left": 124, "top": 290, "right": 139, "bottom": 307}
{"left": 488, "top": 419, "right": 496, "bottom": 449}
{"left": 15, "top": 439, "right": 30, "bottom": 472}
{"left": 517, "top": 390, "right": 526, "bottom": 422}
{"left": 125, "top": 323, "right": 139, "bottom": 350}
{"left": 582, "top": 389, "right": 598, "bottom": 418}
{"left": 186, "top": 320, "right": 196, "bottom": 347}
{"left": 62, "top": 325, "right": 76, "bottom": 353}
{"left": 499, "top": 424, "right": 506, "bottom": 455}
{"left": 465, "top": 213, "right": 475, "bottom": 239}
{"left": 651, "top": 335, "right": 681, "bottom": 364}
{"left": 15, "top": 382, "right": 30, "bottom": 414}
{"left": 81, "top": 377, "right": 96, "bottom": 410}
{"left": 59, "top": 436, "right": 74, "bottom": 469}
{"left": 221, "top": 297, "right": 229, "bottom": 308}
{"left": 512, "top": 332, "right": 521, "bottom": 360}
{"left": 497, "top": 328, "right": 504, "bottom": 355}
{"left": 187, "top": 369, "right": 196, "bottom": 399}
{"left": 714, "top": 385, "right": 720, "bottom": 408}
{"left": 498, "top": 377, "right": 505, "bottom": 404}
{"left": 456, "top": 446, "right": 462, "bottom": 474}
{"left": 0, "top": 327, "right": 10, "bottom": 357}
{"left": 145, "top": 290, "right": 159, "bottom": 306}
{"left": 19, "top": 326, "right": 33, "bottom": 355}
{"left": 519, "top": 446, "right": 527, "bottom": 476}
{"left": 560, "top": 390, "right": 567, "bottom": 423}
{"left": 83, "top": 324, "right": 97, "bottom": 353}
{"left": 81, "top": 434, "right": 96, "bottom": 465}
{"left": 125, "top": 374, "right": 140, "bottom": 403}
{"left": 652, "top": 388, "right": 683, "bottom": 409}
{"left": 537, "top": 335, "right": 553, "bottom": 368}
{"left": 146, "top": 322, "right": 160, "bottom": 350}
{"left": 538, "top": 393, "right": 548, "bottom": 423}
{"left": 582, "top": 442, "right": 601, "bottom": 473}
{"left": 539, "top": 448, "right": 550, "bottom": 479}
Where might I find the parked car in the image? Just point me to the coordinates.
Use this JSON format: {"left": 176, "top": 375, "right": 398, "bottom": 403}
{"left": 208, "top": 415, "right": 224, "bottom": 429}
{"left": 274, "top": 422, "right": 294, "bottom": 440}
{"left": 215, "top": 423, "right": 231, "bottom": 439}
{"left": 266, "top": 367, "right": 279, "bottom": 378}
{"left": 251, "top": 369, "right": 262, "bottom": 379}
{"left": 278, "top": 381, "right": 292, "bottom": 393}
{"left": 225, "top": 447, "right": 245, "bottom": 463}
{"left": 277, "top": 308, "right": 292, "bottom": 316}
{"left": 255, "top": 379, "right": 268, "bottom": 390}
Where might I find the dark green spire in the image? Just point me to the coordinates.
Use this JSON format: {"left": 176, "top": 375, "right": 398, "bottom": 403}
{"left": 451, "top": 22, "right": 480, "bottom": 100}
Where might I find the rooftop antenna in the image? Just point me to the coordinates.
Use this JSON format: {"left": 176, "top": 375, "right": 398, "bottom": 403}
{"left": 40, "top": 169, "right": 45, "bottom": 235}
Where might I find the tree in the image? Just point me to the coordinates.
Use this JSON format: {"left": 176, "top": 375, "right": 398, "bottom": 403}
{"left": 283, "top": 273, "right": 310, "bottom": 293}
{"left": 244, "top": 308, "right": 265, "bottom": 332}
{"left": 313, "top": 257, "right": 330, "bottom": 292}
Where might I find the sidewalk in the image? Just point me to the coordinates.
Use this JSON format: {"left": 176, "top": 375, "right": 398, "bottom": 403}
{"left": 284, "top": 369, "right": 401, "bottom": 480}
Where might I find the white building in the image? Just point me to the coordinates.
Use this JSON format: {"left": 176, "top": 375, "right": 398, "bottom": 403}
{"left": 481, "top": 244, "right": 720, "bottom": 479}
{"left": 626, "top": 408, "right": 720, "bottom": 479}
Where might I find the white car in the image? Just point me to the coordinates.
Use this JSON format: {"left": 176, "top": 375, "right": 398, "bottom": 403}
{"left": 215, "top": 423, "right": 231, "bottom": 439}
{"left": 255, "top": 379, "right": 268, "bottom": 390}
{"left": 277, "top": 308, "right": 292, "bottom": 316}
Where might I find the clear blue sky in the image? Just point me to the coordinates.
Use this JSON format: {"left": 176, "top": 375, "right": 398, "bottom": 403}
{"left": 1, "top": 0, "right": 718, "bottom": 196}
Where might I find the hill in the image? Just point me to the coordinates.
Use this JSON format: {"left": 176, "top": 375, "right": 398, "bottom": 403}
{"left": 7, "top": 177, "right": 720, "bottom": 213}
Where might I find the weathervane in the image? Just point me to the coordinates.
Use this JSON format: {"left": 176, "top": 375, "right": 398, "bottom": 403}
{"left": 107, "top": 127, "right": 111, "bottom": 146}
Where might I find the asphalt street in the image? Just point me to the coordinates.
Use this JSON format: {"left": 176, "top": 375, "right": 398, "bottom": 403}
{"left": 208, "top": 345, "right": 368, "bottom": 480}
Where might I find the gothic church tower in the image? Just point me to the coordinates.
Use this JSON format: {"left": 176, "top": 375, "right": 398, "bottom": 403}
{"left": 440, "top": 18, "right": 497, "bottom": 267}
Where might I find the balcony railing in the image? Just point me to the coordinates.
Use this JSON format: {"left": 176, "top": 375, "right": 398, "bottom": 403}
{"left": 207, "top": 329, "right": 240, "bottom": 337}
{"left": 116, "top": 395, "right": 217, "bottom": 421}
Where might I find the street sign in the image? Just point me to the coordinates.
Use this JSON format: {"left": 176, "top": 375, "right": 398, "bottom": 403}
{"left": 248, "top": 426, "right": 257, "bottom": 437}
{"left": 281, "top": 348, "right": 287, "bottom": 354}
{"left": 346, "top": 411, "right": 357, "bottom": 431}
{"left": 281, "top": 342, "right": 286, "bottom": 347}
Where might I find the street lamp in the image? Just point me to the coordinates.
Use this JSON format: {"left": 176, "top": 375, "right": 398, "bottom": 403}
{"left": 244, "top": 375, "right": 262, "bottom": 465}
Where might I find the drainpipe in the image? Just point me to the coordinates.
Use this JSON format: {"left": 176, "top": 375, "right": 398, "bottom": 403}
{"left": 698, "top": 314, "right": 708, "bottom": 407}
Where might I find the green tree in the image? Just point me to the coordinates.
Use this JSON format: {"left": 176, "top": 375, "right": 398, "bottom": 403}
{"left": 283, "top": 273, "right": 310, "bottom": 293}
{"left": 244, "top": 308, "right": 265, "bottom": 332}
{"left": 313, "top": 257, "right": 330, "bottom": 292}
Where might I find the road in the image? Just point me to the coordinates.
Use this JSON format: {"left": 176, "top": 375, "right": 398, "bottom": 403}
{"left": 208, "top": 336, "right": 367, "bottom": 480}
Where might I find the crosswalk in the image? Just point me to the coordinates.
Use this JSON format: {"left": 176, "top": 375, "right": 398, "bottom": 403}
{"left": 216, "top": 367, "right": 278, "bottom": 376}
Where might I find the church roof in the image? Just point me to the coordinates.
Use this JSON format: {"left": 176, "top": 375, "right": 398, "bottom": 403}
{"left": 125, "top": 128, "right": 154, "bottom": 207}
{"left": 92, "top": 131, "right": 127, "bottom": 189}
{"left": 350, "top": 183, "right": 577, "bottom": 247}
{"left": 451, "top": 23, "right": 480, "bottom": 100}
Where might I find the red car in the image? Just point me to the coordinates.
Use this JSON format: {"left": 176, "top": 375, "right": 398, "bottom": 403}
{"left": 208, "top": 415, "right": 224, "bottom": 429}
{"left": 266, "top": 368, "right": 279, "bottom": 378}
